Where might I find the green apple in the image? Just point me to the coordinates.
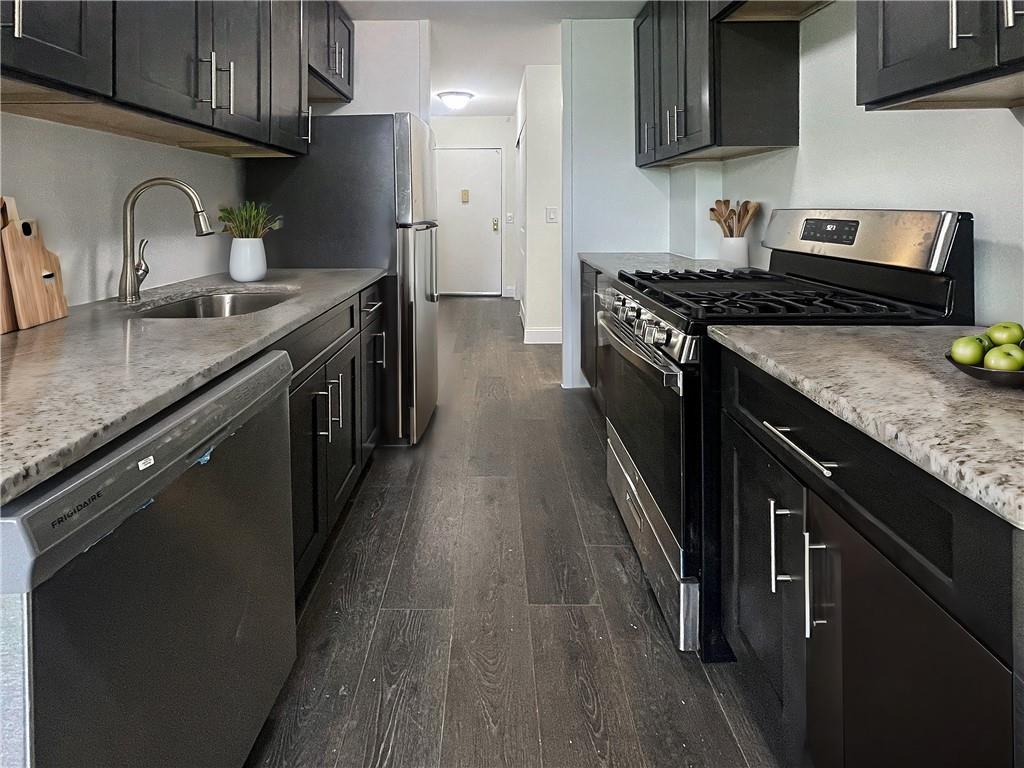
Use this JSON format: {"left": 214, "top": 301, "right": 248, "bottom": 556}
{"left": 950, "top": 335, "right": 989, "bottom": 365}
{"left": 986, "top": 321, "right": 1024, "bottom": 346}
{"left": 983, "top": 346, "right": 1024, "bottom": 371}
{"left": 996, "top": 343, "right": 1024, "bottom": 365}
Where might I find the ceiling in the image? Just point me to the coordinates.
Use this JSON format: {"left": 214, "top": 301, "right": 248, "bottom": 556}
{"left": 345, "top": 1, "right": 644, "bottom": 116}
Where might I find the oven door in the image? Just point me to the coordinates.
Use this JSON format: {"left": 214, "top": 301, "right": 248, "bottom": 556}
{"left": 598, "top": 311, "right": 685, "bottom": 546}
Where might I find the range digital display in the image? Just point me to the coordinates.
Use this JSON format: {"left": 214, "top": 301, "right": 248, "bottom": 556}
{"left": 800, "top": 218, "right": 859, "bottom": 246}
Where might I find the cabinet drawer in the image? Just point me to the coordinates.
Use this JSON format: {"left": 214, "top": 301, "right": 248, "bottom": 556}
{"left": 720, "top": 350, "right": 1012, "bottom": 665}
{"left": 358, "top": 280, "right": 384, "bottom": 328}
{"left": 274, "top": 295, "right": 358, "bottom": 385}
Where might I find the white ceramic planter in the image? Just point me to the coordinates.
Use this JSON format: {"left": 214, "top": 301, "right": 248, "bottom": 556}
{"left": 718, "top": 236, "right": 749, "bottom": 268}
{"left": 229, "top": 238, "right": 267, "bottom": 282}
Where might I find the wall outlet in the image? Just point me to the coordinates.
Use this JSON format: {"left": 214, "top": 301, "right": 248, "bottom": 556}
{"left": 545, "top": 206, "right": 559, "bottom": 224}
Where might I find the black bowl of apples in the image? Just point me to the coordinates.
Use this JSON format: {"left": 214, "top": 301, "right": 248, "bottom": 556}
{"left": 947, "top": 322, "right": 1024, "bottom": 388}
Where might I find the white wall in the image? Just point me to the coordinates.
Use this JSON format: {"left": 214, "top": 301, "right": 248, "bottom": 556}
{"left": 321, "top": 20, "right": 431, "bottom": 121}
{"left": 431, "top": 115, "right": 518, "bottom": 296}
{"left": 561, "top": 19, "right": 671, "bottom": 385}
{"left": 520, "top": 64, "right": 563, "bottom": 342}
{"left": 673, "top": 1, "right": 1024, "bottom": 323}
{"left": 0, "top": 114, "right": 242, "bottom": 306}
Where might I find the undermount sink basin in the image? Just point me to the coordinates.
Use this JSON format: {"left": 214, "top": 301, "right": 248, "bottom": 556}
{"left": 137, "top": 292, "right": 292, "bottom": 319}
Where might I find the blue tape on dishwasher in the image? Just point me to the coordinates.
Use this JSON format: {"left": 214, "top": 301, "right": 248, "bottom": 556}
{"left": 194, "top": 447, "right": 214, "bottom": 466}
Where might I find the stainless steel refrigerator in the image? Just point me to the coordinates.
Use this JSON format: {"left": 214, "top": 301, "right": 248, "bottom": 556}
{"left": 246, "top": 112, "right": 439, "bottom": 444}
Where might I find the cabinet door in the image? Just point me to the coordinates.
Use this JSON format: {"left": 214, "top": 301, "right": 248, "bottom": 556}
{"left": 678, "top": 0, "right": 711, "bottom": 154}
{"left": 856, "top": 1, "right": 999, "bottom": 105}
{"left": 269, "top": 0, "right": 309, "bottom": 153}
{"left": 289, "top": 367, "right": 329, "bottom": 594}
{"left": 580, "top": 264, "right": 598, "bottom": 387}
{"left": 654, "top": 0, "right": 681, "bottom": 161}
{"left": 721, "top": 416, "right": 806, "bottom": 767}
{"left": 0, "top": 0, "right": 112, "bottom": 96}
{"left": 806, "top": 492, "right": 1012, "bottom": 768}
{"left": 360, "top": 317, "right": 383, "bottom": 458}
{"left": 212, "top": 0, "right": 271, "bottom": 143}
{"left": 333, "top": 2, "right": 354, "bottom": 99}
{"left": 999, "top": 0, "right": 1024, "bottom": 63}
{"left": 634, "top": 2, "right": 658, "bottom": 165}
{"left": 306, "top": 0, "right": 331, "bottom": 83}
{"left": 325, "top": 339, "right": 361, "bottom": 531}
{"left": 115, "top": 1, "right": 214, "bottom": 125}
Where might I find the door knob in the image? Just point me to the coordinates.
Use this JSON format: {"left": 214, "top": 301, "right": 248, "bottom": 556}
{"left": 492, "top": 217, "right": 499, "bottom": 231}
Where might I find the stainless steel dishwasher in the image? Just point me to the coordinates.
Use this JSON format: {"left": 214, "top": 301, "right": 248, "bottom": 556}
{"left": 1, "top": 351, "right": 295, "bottom": 768}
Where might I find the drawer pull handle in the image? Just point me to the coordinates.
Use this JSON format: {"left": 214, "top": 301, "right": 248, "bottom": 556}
{"left": 769, "top": 498, "right": 797, "bottom": 593}
{"left": 762, "top": 421, "right": 838, "bottom": 477}
{"left": 362, "top": 301, "right": 383, "bottom": 315}
{"left": 625, "top": 489, "right": 643, "bottom": 531}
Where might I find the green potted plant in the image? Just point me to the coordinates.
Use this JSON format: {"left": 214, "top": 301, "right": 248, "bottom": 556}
{"left": 218, "top": 202, "right": 283, "bottom": 282}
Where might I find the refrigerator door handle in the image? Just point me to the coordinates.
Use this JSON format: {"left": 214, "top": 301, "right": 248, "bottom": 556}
{"left": 428, "top": 226, "right": 439, "bottom": 303}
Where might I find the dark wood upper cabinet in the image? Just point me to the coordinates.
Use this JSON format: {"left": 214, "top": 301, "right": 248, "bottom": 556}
{"left": 857, "top": 0, "right": 1023, "bottom": 108}
{"left": 211, "top": 0, "right": 271, "bottom": 142}
{"left": 308, "top": 0, "right": 353, "bottom": 102}
{"left": 634, "top": 0, "right": 798, "bottom": 167}
{"left": 1, "top": 0, "right": 113, "bottom": 96}
{"left": 634, "top": 2, "right": 658, "bottom": 165}
{"left": 115, "top": 1, "right": 215, "bottom": 125}
{"left": 998, "top": 0, "right": 1024, "bottom": 63}
{"left": 269, "top": 0, "right": 309, "bottom": 153}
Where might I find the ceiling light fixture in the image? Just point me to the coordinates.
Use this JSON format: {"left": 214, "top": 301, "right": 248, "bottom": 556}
{"left": 437, "top": 91, "right": 474, "bottom": 110}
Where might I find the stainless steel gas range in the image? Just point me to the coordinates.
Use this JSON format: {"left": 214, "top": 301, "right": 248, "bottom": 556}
{"left": 598, "top": 209, "right": 975, "bottom": 661}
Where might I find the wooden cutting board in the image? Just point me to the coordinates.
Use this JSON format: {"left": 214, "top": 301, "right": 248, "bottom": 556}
{"left": 1, "top": 218, "right": 69, "bottom": 329}
{"left": 0, "top": 196, "right": 19, "bottom": 333}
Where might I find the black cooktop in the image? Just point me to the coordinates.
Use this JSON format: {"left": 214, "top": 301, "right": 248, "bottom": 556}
{"left": 617, "top": 267, "right": 939, "bottom": 324}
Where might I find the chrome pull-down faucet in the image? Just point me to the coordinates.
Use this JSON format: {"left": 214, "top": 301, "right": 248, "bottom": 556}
{"left": 119, "top": 177, "right": 215, "bottom": 303}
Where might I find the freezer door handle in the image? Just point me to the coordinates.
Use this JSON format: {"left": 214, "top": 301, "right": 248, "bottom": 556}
{"left": 427, "top": 226, "right": 439, "bottom": 302}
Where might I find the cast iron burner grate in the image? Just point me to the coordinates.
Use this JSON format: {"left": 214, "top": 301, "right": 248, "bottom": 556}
{"left": 670, "top": 289, "right": 918, "bottom": 320}
{"left": 621, "top": 268, "right": 781, "bottom": 283}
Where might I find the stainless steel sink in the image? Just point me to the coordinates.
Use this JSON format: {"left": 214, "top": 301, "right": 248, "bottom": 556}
{"left": 136, "top": 292, "right": 292, "bottom": 319}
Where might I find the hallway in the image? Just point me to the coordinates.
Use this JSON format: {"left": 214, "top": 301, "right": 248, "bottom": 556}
{"left": 247, "top": 297, "right": 772, "bottom": 768}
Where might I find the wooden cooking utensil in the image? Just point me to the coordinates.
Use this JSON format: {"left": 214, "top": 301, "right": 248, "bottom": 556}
{"left": 1, "top": 218, "right": 69, "bottom": 329}
{"left": 0, "top": 196, "right": 20, "bottom": 333}
{"left": 709, "top": 207, "right": 730, "bottom": 237}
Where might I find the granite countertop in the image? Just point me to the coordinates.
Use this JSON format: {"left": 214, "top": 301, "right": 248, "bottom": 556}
{"left": 709, "top": 325, "right": 1024, "bottom": 529}
{"left": 1, "top": 268, "right": 384, "bottom": 505}
{"left": 579, "top": 251, "right": 734, "bottom": 276}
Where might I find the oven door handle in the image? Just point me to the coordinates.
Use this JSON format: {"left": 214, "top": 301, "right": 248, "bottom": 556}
{"left": 598, "top": 314, "right": 683, "bottom": 396}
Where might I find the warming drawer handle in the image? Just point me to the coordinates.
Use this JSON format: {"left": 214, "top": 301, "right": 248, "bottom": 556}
{"left": 761, "top": 421, "right": 838, "bottom": 477}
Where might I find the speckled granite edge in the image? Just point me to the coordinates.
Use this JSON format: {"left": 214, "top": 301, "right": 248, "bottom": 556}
{"left": 1, "top": 269, "right": 384, "bottom": 506}
{"left": 709, "top": 326, "right": 1024, "bottom": 529}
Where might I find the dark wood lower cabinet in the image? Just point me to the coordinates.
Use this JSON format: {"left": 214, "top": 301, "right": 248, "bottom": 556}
{"left": 325, "top": 338, "right": 361, "bottom": 531}
{"left": 721, "top": 416, "right": 806, "bottom": 767}
{"left": 806, "top": 491, "right": 1012, "bottom": 768}
{"left": 289, "top": 366, "right": 329, "bottom": 594}
{"left": 580, "top": 264, "right": 598, "bottom": 388}
{"left": 360, "top": 315, "right": 383, "bottom": 457}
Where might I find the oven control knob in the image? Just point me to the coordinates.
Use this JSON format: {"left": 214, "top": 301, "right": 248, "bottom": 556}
{"left": 612, "top": 295, "right": 628, "bottom": 309}
{"left": 643, "top": 321, "right": 669, "bottom": 346}
{"left": 619, "top": 302, "right": 641, "bottom": 322}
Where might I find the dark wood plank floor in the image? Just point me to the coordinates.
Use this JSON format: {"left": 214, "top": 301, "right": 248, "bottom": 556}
{"left": 247, "top": 297, "right": 776, "bottom": 768}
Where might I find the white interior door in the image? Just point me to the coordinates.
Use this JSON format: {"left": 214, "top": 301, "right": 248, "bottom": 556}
{"left": 436, "top": 148, "right": 502, "bottom": 295}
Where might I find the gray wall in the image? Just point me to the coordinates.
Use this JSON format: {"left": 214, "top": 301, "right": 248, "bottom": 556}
{"left": 1, "top": 114, "right": 243, "bottom": 306}
{"left": 713, "top": 1, "right": 1024, "bottom": 324}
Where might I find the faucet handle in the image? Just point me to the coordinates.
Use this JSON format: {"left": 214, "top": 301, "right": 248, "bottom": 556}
{"left": 135, "top": 238, "right": 151, "bottom": 286}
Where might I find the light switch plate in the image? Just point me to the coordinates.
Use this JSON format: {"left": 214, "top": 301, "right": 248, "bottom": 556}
{"left": 545, "top": 206, "right": 559, "bottom": 224}
{"left": 506, "top": 212, "right": 514, "bottom": 224}
{"left": 461, "top": 189, "right": 470, "bottom": 203}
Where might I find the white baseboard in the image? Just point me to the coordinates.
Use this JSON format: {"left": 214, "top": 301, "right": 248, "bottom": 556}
{"left": 502, "top": 285, "right": 516, "bottom": 298}
{"left": 523, "top": 327, "right": 562, "bottom": 344}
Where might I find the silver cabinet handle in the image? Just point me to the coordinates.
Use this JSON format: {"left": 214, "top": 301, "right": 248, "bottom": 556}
{"left": 948, "top": 0, "right": 974, "bottom": 48}
{"left": 361, "top": 300, "right": 382, "bottom": 315}
{"left": 315, "top": 387, "right": 333, "bottom": 442}
{"left": 227, "top": 60, "right": 235, "bottom": 114}
{"left": 198, "top": 51, "right": 218, "bottom": 110}
{"left": 1006, "top": 0, "right": 1024, "bottom": 26}
{"left": 625, "top": 489, "right": 644, "bottom": 530}
{"left": 374, "top": 331, "right": 387, "bottom": 368}
{"left": 328, "top": 42, "right": 338, "bottom": 72}
{"left": 761, "top": 421, "right": 838, "bottom": 477}
{"left": 642, "top": 121, "right": 649, "bottom": 155}
{"left": 301, "top": 108, "right": 312, "bottom": 141}
{"left": 665, "top": 109, "right": 671, "bottom": 145}
{"left": 2, "top": 0, "right": 24, "bottom": 37}
{"left": 804, "top": 531, "right": 827, "bottom": 638}
{"left": 339, "top": 46, "right": 344, "bottom": 79}
{"left": 769, "top": 498, "right": 797, "bottom": 593}
{"left": 673, "top": 105, "right": 685, "bottom": 142}
{"left": 332, "top": 375, "right": 343, "bottom": 429}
